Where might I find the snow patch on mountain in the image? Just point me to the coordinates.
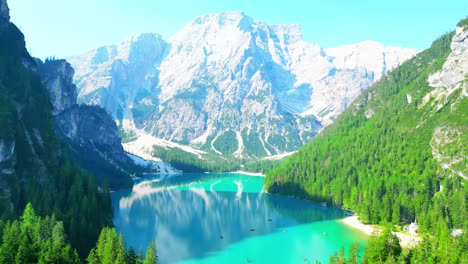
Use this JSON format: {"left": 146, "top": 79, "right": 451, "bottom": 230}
{"left": 126, "top": 152, "right": 181, "bottom": 175}
{"left": 123, "top": 133, "right": 208, "bottom": 159}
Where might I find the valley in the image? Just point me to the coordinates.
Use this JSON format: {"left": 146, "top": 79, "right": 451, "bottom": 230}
{"left": 0, "top": 0, "right": 466, "bottom": 263}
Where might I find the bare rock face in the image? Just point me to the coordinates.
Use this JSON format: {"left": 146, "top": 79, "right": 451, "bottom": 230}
{"left": 428, "top": 26, "right": 468, "bottom": 92}
{"left": 36, "top": 59, "right": 78, "bottom": 115}
{"left": 428, "top": 25, "right": 468, "bottom": 180}
{"left": 36, "top": 59, "right": 136, "bottom": 188}
{"left": 67, "top": 12, "right": 417, "bottom": 159}
{"left": 55, "top": 105, "right": 131, "bottom": 165}
{"left": 451, "top": 26, "right": 468, "bottom": 56}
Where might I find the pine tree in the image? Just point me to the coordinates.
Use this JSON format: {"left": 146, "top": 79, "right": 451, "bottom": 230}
{"left": 136, "top": 249, "right": 144, "bottom": 264}
{"left": 127, "top": 246, "right": 137, "bottom": 264}
{"left": 362, "top": 227, "right": 402, "bottom": 263}
{"left": 144, "top": 238, "right": 158, "bottom": 264}
{"left": 86, "top": 248, "right": 99, "bottom": 264}
{"left": 347, "top": 242, "right": 360, "bottom": 264}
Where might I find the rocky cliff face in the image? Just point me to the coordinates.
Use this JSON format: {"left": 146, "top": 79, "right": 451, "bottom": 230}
{"left": 428, "top": 24, "right": 467, "bottom": 179}
{"left": 0, "top": 0, "right": 57, "bottom": 214}
{"left": 35, "top": 59, "right": 77, "bottom": 115}
{"left": 36, "top": 59, "right": 178, "bottom": 186}
{"left": 36, "top": 59, "right": 134, "bottom": 187}
{"left": 67, "top": 12, "right": 417, "bottom": 159}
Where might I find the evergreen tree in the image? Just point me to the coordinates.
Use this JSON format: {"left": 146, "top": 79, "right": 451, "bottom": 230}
{"left": 136, "top": 249, "right": 144, "bottom": 264}
{"left": 267, "top": 21, "right": 468, "bottom": 264}
{"left": 0, "top": 203, "right": 80, "bottom": 264}
{"left": 348, "top": 242, "right": 360, "bottom": 264}
{"left": 144, "top": 238, "right": 158, "bottom": 264}
{"left": 362, "top": 227, "right": 401, "bottom": 264}
{"left": 329, "top": 246, "right": 346, "bottom": 264}
{"left": 86, "top": 227, "right": 150, "bottom": 264}
{"left": 127, "top": 246, "right": 137, "bottom": 264}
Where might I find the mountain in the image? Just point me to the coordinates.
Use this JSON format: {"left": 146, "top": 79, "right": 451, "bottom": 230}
{"left": 67, "top": 12, "right": 417, "bottom": 162}
{"left": 265, "top": 20, "right": 467, "bottom": 262}
{"left": 0, "top": 0, "right": 113, "bottom": 256}
{"left": 35, "top": 59, "right": 178, "bottom": 188}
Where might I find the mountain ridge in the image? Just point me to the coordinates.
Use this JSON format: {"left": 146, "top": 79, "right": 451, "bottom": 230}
{"left": 67, "top": 11, "right": 417, "bottom": 162}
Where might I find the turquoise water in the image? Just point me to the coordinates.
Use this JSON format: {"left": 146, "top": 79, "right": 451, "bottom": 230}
{"left": 112, "top": 173, "right": 368, "bottom": 263}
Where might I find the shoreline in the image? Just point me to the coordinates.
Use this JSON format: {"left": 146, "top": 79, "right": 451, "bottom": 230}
{"left": 230, "top": 170, "right": 265, "bottom": 177}
{"left": 341, "top": 215, "right": 422, "bottom": 248}
{"left": 340, "top": 215, "right": 376, "bottom": 236}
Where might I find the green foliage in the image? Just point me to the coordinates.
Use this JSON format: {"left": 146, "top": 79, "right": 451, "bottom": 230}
{"left": 0, "top": 203, "right": 80, "bottom": 264}
{"left": 329, "top": 242, "right": 361, "bottom": 264}
{"left": 212, "top": 130, "right": 238, "bottom": 156}
{"left": 241, "top": 129, "right": 268, "bottom": 157}
{"left": 243, "top": 159, "right": 283, "bottom": 174}
{"left": 144, "top": 239, "right": 158, "bottom": 264}
{"left": 152, "top": 146, "right": 239, "bottom": 172}
{"left": 0, "top": 20, "right": 113, "bottom": 257}
{"left": 362, "top": 227, "right": 402, "bottom": 264}
{"left": 266, "top": 30, "right": 465, "bottom": 227}
{"left": 330, "top": 225, "right": 467, "bottom": 263}
{"left": 87, "top": 227, "right": 126, "bottom": 264}
{"left": 456, "top": 17, "right": 468, "bottom": 28}
{"left": 132, "top": 103, "right": 157, "bottom": 127}
{"left": 266, "top": 29, "right": 467, "bottom": 263}
{"left": 87, "top": 227, "right": 156, "bottom": 264}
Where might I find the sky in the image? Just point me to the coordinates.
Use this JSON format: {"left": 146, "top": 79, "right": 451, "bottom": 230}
{"left": 9, "top": 0, "right": 468, "bottom": 59}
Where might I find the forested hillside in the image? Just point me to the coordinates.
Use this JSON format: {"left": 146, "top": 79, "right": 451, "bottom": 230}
{"left": 266, "top": 20, "right": 467, "bottom": 262}
{"left": 0, "top": 1, "right": 112, "bottom": 257}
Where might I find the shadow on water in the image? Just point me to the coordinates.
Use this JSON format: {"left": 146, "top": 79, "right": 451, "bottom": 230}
{"left": 112, "top": 174, "right": 347, "bottom": 264}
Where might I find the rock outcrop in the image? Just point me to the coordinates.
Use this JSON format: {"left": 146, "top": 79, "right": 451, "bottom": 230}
{"left": 35, "top": 59, "right": 77, "bottom": 115}
{"left": 428, "top": 23, "right": 468, "bottom": 179}
{"left": 36, "top": 59, "right": 136, "bottom": 188}
{"left": 36, "top": 59, "right": 179, "bottom": 186}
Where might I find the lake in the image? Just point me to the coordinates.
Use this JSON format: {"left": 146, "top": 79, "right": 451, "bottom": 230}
{"left": 111, "top": 173, "right": 368, "bottom": 263}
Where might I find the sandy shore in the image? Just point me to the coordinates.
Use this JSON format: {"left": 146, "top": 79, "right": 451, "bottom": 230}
{"left": 230, "top": 170, "right": 265, "bottom": 177}
{"left": 341, "top": 215, "right": 376, "bottom": 235}
{"left": 341, "top": 215, "right": 421, "bottom": 248}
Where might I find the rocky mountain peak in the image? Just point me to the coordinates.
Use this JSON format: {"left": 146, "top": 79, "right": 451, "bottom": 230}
{"left": 114, "top": 32, "right": 167, "bottom": 62}
{"left": 269, "top": 24, "right": 302, "bottom": 44}
{"left": 325, "top": 40, "right": 417, "bottom": 81}
{"left": 67, "top": 12, "right": 417, "bottom": 159}
{"left": 190, "top": 11, "right": 253, "bottom": 30}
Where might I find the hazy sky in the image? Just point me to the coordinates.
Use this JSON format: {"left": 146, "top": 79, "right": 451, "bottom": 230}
{"left": 9, "top": 0, "right": 467, "bottom": 59}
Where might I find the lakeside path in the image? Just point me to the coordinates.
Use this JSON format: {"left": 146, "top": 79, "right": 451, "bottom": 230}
{"left": 341, "top": 216, "right": 422, "bottom": 248}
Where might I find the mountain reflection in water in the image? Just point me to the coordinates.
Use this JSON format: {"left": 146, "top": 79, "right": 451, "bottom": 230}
{"left": 112, "top": 173, "right": 350, "bottom": 264}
